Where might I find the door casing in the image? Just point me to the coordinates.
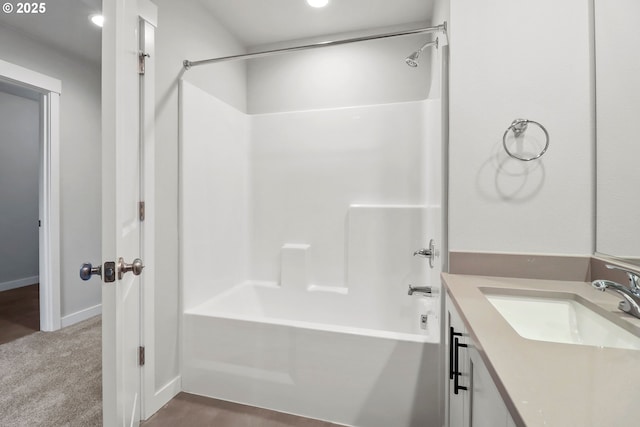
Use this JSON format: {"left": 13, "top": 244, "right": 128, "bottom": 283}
{"left": 0, "top": 59, "right": 61, "bottom": 332}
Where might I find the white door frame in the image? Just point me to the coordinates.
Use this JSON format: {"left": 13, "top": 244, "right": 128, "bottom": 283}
{"left": 137, "top": 3, "right": 180, "bottom": 419}
{"left": 136, "top": 2, "right": 180, "bottom": 418}
{"left": 0, "top": 59, "right": 61, "bottom": 332}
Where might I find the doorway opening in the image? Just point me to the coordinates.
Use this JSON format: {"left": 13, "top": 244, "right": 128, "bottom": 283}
{"left": 0, "top": 59, "right": 61, "bottom": 336}
{"left": 0, "top": 80, "right": 41, "bottom": 343}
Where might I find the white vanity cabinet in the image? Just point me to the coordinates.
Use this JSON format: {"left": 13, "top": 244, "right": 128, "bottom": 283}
{"left": 467, "top": 346, "right": 517, "bottom": 427}
{"left": 445, "top": 293, "right": 517, "bottom": 427}
{"left": 445, "top": 294, "right": 469, "bottom": 427}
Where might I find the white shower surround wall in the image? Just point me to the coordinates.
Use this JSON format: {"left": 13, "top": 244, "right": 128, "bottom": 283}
{"left": 180, "top": 81, "right": 442, "bottom": 426}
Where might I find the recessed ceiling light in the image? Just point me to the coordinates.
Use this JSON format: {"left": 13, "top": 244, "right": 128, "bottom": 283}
{"left": 307, "top": 0, "right": 329, "bottom": 8}
{"left": 90, "top": 14, "right": 104, "bottom": 28}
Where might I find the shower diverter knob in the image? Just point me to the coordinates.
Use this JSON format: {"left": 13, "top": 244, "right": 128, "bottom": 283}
{"left": 413, "top": 239, "right": 437, "bottom": 269}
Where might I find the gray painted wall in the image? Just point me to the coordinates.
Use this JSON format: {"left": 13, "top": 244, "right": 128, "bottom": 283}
{"left": 0, "top": 90, "right": 39, "bottom": 288}
{"left": 448, "top": 0, "right": 593, "bottom": 254}
{"left": 0, "top": 24, "right": 102, "bottom": 320}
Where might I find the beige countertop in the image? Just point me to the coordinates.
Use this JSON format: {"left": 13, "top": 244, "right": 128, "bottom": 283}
{"left": 442, "top": 273, "right": 640, "bottom": 427}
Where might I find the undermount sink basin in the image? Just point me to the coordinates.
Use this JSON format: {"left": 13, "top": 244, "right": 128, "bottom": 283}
{"left": 485, "top": 292, "right": 640, "bottom": 350}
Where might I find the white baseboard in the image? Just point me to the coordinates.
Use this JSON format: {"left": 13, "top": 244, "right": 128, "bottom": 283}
{"left": 144, "top": 375, "right": 181, "bottom": 420}
{"left": 0, "top": 275, "right": 39, "bottom": 292}
{"left": 61, "top": 303, "right": 102, "bottom": 328}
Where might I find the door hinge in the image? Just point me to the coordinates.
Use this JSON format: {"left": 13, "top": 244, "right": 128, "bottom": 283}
{"left": 139, "top": 201, "right": 145, "bottom": 222}
{"left": 138, "top": 52, "right": 150, "bottom": 75}
{"left": 139, "top": 346, "right": 145, "bottom": 366}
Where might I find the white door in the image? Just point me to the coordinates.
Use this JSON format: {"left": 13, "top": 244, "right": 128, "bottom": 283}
{"left": 101, "top": 0, "right": 144, "bottom": 425}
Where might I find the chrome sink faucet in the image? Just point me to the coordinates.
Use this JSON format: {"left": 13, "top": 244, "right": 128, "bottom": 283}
{"left": 606, "top": 264, "right": 640, "bottom": 291}
{"left": 592, "top": 264, "right": 640, "bottom": 319}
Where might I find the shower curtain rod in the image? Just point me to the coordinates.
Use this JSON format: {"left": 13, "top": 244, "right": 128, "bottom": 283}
{"left": 183, "top": 23, "right": 446, "bottom": 70}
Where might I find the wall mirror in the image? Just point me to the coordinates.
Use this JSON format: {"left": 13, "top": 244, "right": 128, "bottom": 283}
{"left": 594, "top": 0, "right": 640, "bottom": 266}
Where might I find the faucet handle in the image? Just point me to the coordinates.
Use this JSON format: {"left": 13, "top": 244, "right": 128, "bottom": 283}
{"left": 413, "top": 239, "right": 437, "bottom": 269}
{"left": 605, "top": 264, "right": 640, "bottom": 291}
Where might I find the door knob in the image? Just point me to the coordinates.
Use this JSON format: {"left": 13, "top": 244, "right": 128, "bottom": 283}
{"left": 118, "top": 257, "right": 145, "bottom": 280}
{"left": 80, "top": 263, "right": 101, "bottom": 281}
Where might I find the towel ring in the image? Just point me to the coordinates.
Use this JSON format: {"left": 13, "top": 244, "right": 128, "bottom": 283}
{"left": 502, "top": 119, "right": 549, "bottom": 161}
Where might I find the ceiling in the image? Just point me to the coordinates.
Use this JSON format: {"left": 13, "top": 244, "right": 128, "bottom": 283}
{"left": 200, "top": 0, "right": 435, "bottom": 47}
{"left": 0, "top": 0, "right": 434, "bottom": 65}
{"left": 0, "top": 0, "right": 102, "bottom": 65}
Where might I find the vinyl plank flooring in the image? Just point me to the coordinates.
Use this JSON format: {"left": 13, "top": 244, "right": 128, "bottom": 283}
{"left": 0, "top": 284, "right": 39, "bottom": 344}
{"left": 142, "top": 393, "right": 345, "bottom": 427}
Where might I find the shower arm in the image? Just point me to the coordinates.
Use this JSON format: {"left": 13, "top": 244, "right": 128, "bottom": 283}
{"left": 416, "top": 39, "right": 438, "bottom": 54}
{"left": 183, "top": 23, "right": 447, "bottom": 70}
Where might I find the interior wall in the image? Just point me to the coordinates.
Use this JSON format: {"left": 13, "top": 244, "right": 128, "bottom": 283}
{"left": 448, "top": 0, "right": 594, "bottom": 254}
{"left": 0, "top": 24, "right": 102, "bottom": 321}
{"left": 0, "top": 90, "right": 40, "bottom": 290}
{"left": 153, "top": 0, "right": 248, "bottom": 391}
{"left": 247, "top": 30, "right": 434, "bottom": 114}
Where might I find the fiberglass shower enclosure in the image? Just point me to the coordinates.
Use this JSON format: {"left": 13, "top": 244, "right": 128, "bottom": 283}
{"left": 179, "top": 24, "right": 447, "bottom": 427}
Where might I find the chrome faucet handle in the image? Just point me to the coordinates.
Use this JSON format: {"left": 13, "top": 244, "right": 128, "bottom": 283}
{"left": 592, "top": 279, "right": 640, "bottom": 319}
{"left": 605, "top": 264, "right": 640, "bottom": 293}
{"left": 413, "top": 239, "right": 437, "bottom": 269}
{"left": 413, "top": 248, "right": 433, "bottom": 257}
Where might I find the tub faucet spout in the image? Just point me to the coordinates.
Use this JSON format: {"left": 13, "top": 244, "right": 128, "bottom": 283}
{"left": 408, "top": 284, "right": 432, "bottom": 296}
{"left": 592, "top": 279, "right": 640, "bottom": 319}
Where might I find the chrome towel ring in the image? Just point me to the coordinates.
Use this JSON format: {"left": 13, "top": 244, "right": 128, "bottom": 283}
{"left": 502, "top": 119, "right": 549, "bottom": 161}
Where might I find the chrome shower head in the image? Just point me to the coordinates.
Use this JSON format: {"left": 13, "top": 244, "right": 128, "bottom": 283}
{"left": 405, "top": 38, "right": 438, "bottom": 67}
{"left": 405, "top": 52, "right": 420, "bottom": 68}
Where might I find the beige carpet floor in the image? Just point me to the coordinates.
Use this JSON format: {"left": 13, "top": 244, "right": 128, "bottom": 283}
{"left": 0, "top": 315, "right": 102, "bottom": 426}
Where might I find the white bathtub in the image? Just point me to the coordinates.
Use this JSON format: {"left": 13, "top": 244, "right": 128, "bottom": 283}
{"left": 182, "top": 282, "right": 441, "bottom": 427}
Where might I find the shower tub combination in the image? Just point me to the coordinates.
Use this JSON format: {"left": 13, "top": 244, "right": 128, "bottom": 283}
{"left": 180, "top": 198, "right": 443, "bottom": 426}
{"left": 179, "top": 22, "right": 445, "bottom": 426}
{"left": 183, "top": 281, "right": 441, "bottom": 427}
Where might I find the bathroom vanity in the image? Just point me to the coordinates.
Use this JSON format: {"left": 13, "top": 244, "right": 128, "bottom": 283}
{"left": 442, "top": 273, "right": 640, "bottom": 427}
{"left": 445, "top": 291, "right": 516, "bottom": 427}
